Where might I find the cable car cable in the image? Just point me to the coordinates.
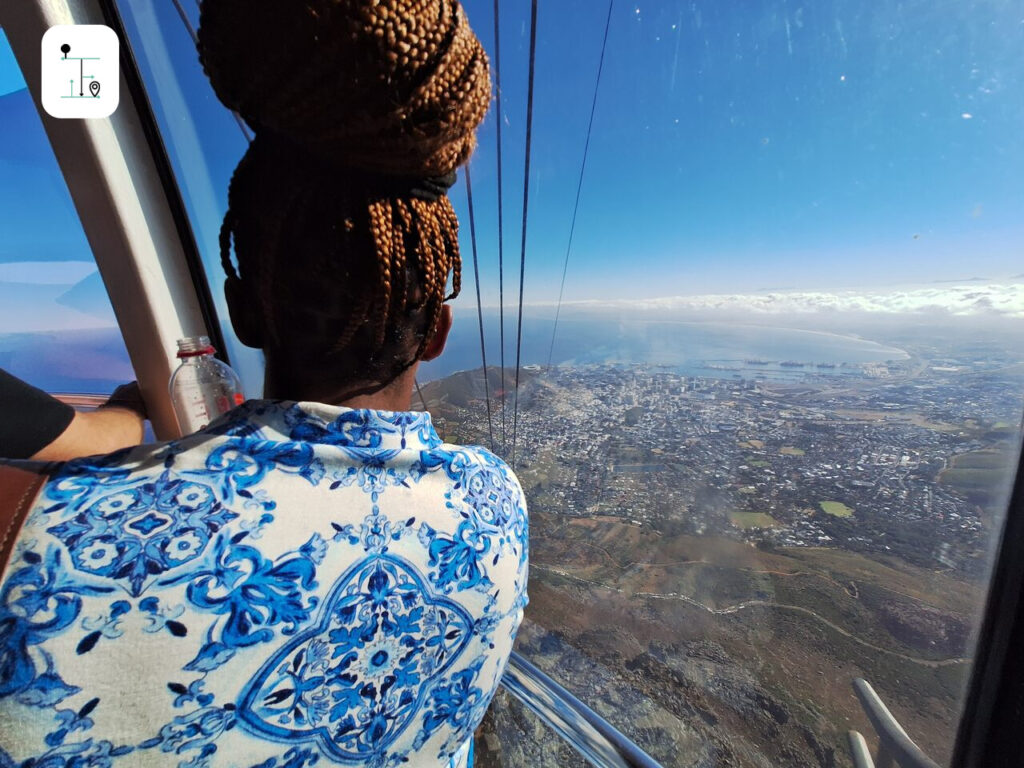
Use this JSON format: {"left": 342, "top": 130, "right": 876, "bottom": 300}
{"left": 171, "top": 0, "right": 253, "bottom": 144}
{"left": 415, "top": 380, "right": 428, "bottom": 413}
{"left": 493, "top": 0, "right": 508, "bottom": 453}
{"left": 464, "top": 165, "right": 496, "bottom": 452}
{"left": 546, "top": 0, "right": 614, "bottom": 372}
{"left": 510, "top": 0, "right": 538, "bottom": 470}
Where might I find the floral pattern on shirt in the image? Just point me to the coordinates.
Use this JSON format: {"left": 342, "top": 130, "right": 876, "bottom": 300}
{"left": 0, "top": 402, "right": 527, "bottom": 768}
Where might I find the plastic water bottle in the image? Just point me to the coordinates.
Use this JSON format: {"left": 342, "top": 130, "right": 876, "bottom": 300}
{"left": 168, "top": 336, "right": 245, "bottom": 434}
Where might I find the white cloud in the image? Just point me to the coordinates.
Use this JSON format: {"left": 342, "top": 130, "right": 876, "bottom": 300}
{"left": 556, "top": 282, "right": 1024, "bottom": 318}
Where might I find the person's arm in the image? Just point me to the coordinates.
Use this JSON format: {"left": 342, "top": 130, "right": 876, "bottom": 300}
{"left": 0, "top": 370, "right": 147, "bottom": 461}
{"left": 30, "top": 382, "right": 147, "bottom": 461}
{"left": 0, "top": 368, "right": 75, "bottom": 459}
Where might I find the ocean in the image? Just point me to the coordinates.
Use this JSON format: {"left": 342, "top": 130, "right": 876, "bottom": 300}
{"left": 0, "top": 315, "right": 909, "bottom": 396}
{"left": 418, "top": 314, "right": 910, "bottom": 383}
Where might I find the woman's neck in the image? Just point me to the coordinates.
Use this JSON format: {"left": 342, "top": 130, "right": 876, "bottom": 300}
{"left": 261, "top": 363, "right": 419, "bottom": 411}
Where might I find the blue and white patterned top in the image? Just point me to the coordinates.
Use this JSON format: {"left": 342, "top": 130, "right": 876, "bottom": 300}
{"left": 0, "top": 401, "right": 528, "bottom": 768}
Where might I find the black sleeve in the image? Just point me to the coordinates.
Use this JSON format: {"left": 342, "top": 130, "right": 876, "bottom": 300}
{"left": 0, "top": 369, "right": 75, "bottom": 459}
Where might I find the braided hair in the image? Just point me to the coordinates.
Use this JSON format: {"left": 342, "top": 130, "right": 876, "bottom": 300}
{"left": 198, "top": 0, "right": 490, "bottom": 396}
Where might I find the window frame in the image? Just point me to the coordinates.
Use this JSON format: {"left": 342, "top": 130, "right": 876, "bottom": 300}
{"left": 96, "top": 0, "right": 228, "bottom": 366}
{"left": 0, "top": 0, "right": 226, "bottom": 439}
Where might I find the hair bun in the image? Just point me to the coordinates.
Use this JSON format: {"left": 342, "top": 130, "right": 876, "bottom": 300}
{"left": 198, "top": 0, "right": 491, "bottom": 175}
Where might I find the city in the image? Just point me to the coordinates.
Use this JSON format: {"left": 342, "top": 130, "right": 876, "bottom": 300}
{"left": 422, "top": 334, "right": 1024, "bottom": 766}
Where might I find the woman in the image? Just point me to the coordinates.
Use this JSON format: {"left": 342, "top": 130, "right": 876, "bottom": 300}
{"left": 0, "top": 1, "right": 527, "bottom": 765}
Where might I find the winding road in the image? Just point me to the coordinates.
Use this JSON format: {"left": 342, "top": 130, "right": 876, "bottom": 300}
{"left": 532, "top": 563, "right": 971, "bottom": 668}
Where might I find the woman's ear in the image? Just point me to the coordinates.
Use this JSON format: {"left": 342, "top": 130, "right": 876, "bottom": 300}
{"left": 224, "top": 277, "right": 264, "bottom": 348}
{"left": 421, "top": 305, "right": 452, "bottom": 361}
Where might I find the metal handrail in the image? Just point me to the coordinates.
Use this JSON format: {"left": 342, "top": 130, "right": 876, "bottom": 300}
{"left": 52, "top": 394, "right": 108, "bottom": 409}
{"left": 849, "top": 730, "right": 877, "bottom": 768}
{"left": 499, "top": 651, "right": 664, "bottom": 768}
{"left": 849, "top": 678, "right": 942, "bottom": 768}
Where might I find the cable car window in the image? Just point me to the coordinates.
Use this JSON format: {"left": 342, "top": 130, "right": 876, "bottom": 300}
{"left": 460, "top": 2, "right": 1022, "bottom": 765}
{"left": 113, "top": 1, "right": 262, "bottom": 395}
{"left": 113, "top": 1, "right": 1024, "bottom": 765}
{"left": 0, "top": 27, "right": 132, "bottom": 396}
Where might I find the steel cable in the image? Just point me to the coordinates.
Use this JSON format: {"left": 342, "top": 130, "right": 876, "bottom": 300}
{"left": 170, "top": 0, "right": 253, "bottom": 144}
{"left": 493, "top": 0, "right": 508, "bottom": 453}
{"left": 465, "top": 166, "right": 496, "bottom": 452}
{"left": 547, "top": 0, "right": 614, "bottom": 371}
{"left": 510, "top": 0, "right": 538, "bottom": 470}
{"left": 415, "top": 379, "right": 428, "bottom": 413}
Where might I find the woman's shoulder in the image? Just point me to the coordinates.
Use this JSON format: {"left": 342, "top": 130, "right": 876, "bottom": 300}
{"left": 418, "top": 440, "right": 525, "bottom": 496}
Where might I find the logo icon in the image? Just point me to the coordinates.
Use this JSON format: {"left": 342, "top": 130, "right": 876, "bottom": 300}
{"left": 41, "top": 25, "right": 119, "bottom": 119}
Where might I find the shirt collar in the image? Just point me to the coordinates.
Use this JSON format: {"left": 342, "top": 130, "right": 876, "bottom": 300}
{"left": 210, "top": 400, "right": 443, "bottom": 452}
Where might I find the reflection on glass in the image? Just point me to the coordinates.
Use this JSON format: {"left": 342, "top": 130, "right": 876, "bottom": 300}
{"left": 0, "top": 28, "right": 132, "bottom": 395}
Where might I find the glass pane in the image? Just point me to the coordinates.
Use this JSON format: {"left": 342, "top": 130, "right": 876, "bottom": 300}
{"left": 425, "top": 1, "right": 1024, "bottom": 766}
{"left": 109, "top": 2, "right": 1024, "bottom": 765}
{"left": 113, "top": 2, "right": 263, "bottom": 396}
{"left": 0, "top": 27, "right": 133, "bottom": 395}
{"left": 475, "top": 683, "right": 589, "bottom": 768}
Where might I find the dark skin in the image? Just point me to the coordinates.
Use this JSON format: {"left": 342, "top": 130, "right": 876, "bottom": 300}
{"left": 224, "top": 276, "right": 453, "bottom": 411}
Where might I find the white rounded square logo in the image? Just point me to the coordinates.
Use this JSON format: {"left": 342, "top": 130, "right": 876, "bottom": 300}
{"left": 41, "top": 25, "right": 119, "bottom": 119}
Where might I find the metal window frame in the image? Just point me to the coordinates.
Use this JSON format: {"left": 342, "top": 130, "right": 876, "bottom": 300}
{"left": 0, "top": 0, "right": 226, "bottom": 439}
{"left": 95, "top": 0, "right": 227, "bottom": 361}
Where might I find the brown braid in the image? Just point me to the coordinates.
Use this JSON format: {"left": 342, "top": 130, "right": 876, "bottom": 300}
{"left": 198, "top": 0, "right": 490, "bottom": 394}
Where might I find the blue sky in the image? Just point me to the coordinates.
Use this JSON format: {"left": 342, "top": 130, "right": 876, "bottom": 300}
{"left": 0, "top": 29, "right": 117, "bottom": 336}
{"left": 454, "top": 0, "right": 1024, "bottom": 302}
{"left": 2, "top": 0, "right": 1023, "bottom": 325}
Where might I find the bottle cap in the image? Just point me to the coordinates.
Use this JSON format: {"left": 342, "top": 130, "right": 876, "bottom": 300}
{"left": 176, "top": 335, "right": 217, "bottom": 358}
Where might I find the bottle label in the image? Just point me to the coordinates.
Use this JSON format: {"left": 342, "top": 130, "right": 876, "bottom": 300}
{"left": 169, "top": 352, "right": 244, "bottom": 435}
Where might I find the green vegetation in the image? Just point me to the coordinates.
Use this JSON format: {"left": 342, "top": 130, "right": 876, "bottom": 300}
{"left": 780, "top": 446, "right": 805, "bottom": 456}
{"left": 729, "top": 511, "right": 778, "bottom": 529}
{"left": 938, "top": 448, "right": 1017, "bottom": 506}
{"left": 941, "top": 468, "right": 1006, "bottom": 487}
{"left": 950, "top": 450, "right": 1009, "bottom": 469}
{"left": 819, "top": 500, "right": 853, "bottom": 517}
{"left": 939, "top": 468, "right": 1008, "bottom": 503}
